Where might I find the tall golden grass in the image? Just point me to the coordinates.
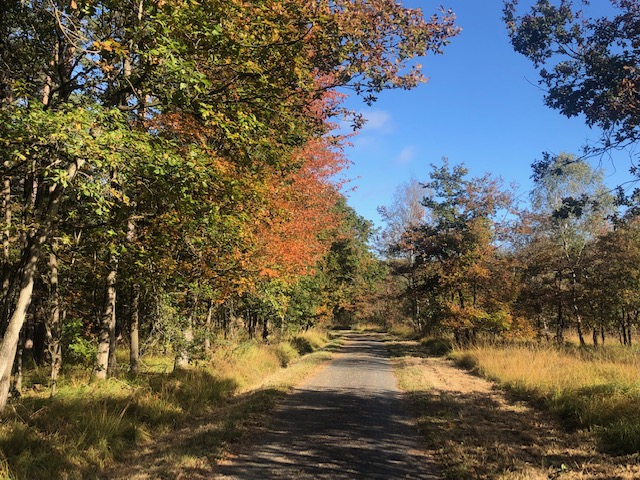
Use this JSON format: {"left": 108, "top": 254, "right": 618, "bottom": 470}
{"left": 452, "top": 343, "right": 640, "bottom": 452}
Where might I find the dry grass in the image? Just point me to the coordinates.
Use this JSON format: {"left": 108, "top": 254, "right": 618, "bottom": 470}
{"left": 0, "top": 329, "right": 336, "bottom": 480}
{"left": 391, "top": 337, "right": 640, "bottom": 479}
{"left": 453, "top": 344, "right": 640, "bottom": 453}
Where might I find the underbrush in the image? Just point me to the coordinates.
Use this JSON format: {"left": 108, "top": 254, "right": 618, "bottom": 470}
{"left": 0, "top": 329, "right": 333, "bottom": 480}
{"left": 451, "top": 343, "right": 640, "bottom": 453}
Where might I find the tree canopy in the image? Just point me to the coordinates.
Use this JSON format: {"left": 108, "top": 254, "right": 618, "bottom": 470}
{"left": 503, "top": 0, "right": 640, "bottom": 152}
{"left": 0, "top": 0, "right": 460, "bottom": 409}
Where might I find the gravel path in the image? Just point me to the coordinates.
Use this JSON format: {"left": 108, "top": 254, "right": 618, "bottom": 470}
{"left": 214, "top": 332, "right": 440, "bottom": 479}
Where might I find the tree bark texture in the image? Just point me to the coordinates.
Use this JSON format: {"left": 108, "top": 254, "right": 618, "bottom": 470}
{"left": 173, "top": 319, "right": 193, "bottom": 371}
{"left": 95, "top": 257, "right": 118, "bottom": 380}
{"left": 46, "top": 247, "right": 62, "bottom": 395}
{"left": 129, "top": 283, "right": 140, "bottom": 375}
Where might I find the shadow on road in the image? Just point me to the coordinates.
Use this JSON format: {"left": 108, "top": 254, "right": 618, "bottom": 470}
{"left": 215, "top": 332, "right": 439, "bottom": 479}
{"left": 216, "top": 388, "right": 437, "bottom": 480}
{"left": 408, "top": 386, "right": 597, "bottom": 478}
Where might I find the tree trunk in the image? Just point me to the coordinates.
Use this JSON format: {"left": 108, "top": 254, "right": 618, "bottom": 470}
{"left": 126, "top": 216, "right": 140, "bottom": 374}
{"left": 173, "top": 319, "right": 193, "bottom": 371}
{"left": 569, "top": 270, "right": 586, "bottom": 347}
{"left": 620, "top": 309, "right": 627, "bottom": 345}
{"left": 0, "top": 232, "right": 44, "bottom": 409}
{"left": 457, "top": 289, "right": 465, "bottom": 309}
{"left": 12, "top": 328, "right": 24, "bottom": 396}
{"left": 574, "top": 309, "right": 586, "bottom": 347}
{"left": 1, "top": 163, "right": 11, "bottom": 325}
{"left": 247, "top": 309, "right": 256, "bottom": 339}
{"left": 0, "top": 339, "right": 18, "bottom": 409}
{"left": 556, "top": 296, "right": 564, "bottom": 343}
{"left": 203, "top": 301, "right": 213, "bottom": 352}
{"left": 223, "top": 303, "right": 229, "bottom": 340}
{"left": 262, "top": 315, "right": 269, "bottom": 341}
{"left": 108, "top": 279, "right": 118, "bottom": 375}
{"left": 46, "top": 245, "right": 62, "bottom": 396}
{"left": 0, "top": 153, "right": 83, "bottom": 408}
{"left": 129, "top": 283, "right": 140, "bottom": 375}
{"left": 95, "top": 256, "right": 118, "bottom": 380}
{"left": 174, "top": 294, "right": 197, "bottom": 371}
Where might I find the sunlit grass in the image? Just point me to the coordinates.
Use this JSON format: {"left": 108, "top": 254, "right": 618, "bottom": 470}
{"left": 0, "top": 328, "right": 334, "bottom": 480}
{"left": 451, "top": 343, "right": 640, "bottom": 453}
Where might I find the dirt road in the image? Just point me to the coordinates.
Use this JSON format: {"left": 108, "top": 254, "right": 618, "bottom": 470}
{"left": 215, "top": 332, "right": 439, "bottom": 479}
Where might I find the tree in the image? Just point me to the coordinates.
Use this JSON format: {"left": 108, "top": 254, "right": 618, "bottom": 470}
{"left": 377, "top": 177, "right": 429, "bottom": 256}
{"left": 584, "top": 221, "right": 640, "bottom": 346}
{"left": 377, "top": 177, "right": 430, "bottom": 329}
{"left": 527, "top": 152, "right": 614, "bottom": 345}
{"left": 411, "top": 159, "right": 516, "bottom": 341}
{"left": 0, "top": 0, "right": 459, "bottom": 409}
{"left": 504, "top": 0, "right": 640, "bottom": 152}
{"left": 322, "top": 199, "right": 385, "bottom": 327}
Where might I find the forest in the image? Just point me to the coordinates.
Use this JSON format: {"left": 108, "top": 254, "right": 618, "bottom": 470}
{"left": 1, "top": 0, "right": 640, "bottom": 479}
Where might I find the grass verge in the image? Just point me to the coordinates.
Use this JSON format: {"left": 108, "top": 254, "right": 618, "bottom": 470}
{"left": 450, "top": 343, "right": 640, "bottom": 454}
{"left": 392, "top": 336, "right": 640, "bottom": 479}
{"left": 0, "top": 329, "right": 338, "bottom": 480}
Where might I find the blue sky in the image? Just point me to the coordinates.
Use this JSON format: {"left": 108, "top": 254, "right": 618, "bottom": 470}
{"left": 341, "top": 1, "right": 637, "bottom": 226}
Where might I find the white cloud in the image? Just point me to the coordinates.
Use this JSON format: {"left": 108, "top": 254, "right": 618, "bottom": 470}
{"left": 361, "top": 110, "right": 393, "bottom": 133}
{"left": 393, "top": 146, "right": 415, "bottom": 165}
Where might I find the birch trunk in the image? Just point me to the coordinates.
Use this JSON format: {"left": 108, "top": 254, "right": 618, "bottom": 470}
{"left": 203, "top": 301, "right": 213, "bottom": 352}
{"left": 95, "top": 256, "right": 117, "bottom": 380}
{"left": 0, "top": 234, "right": 41, "bottom": 409}
{"left": 173, "top": 319, "right": 193, "bottom": 371}
{"left": 108, "top": 274, "right": 118, "bottom": 375}
{"left": 174, "top": 294, "right": 196, "bottom": 371}
{"left": 129, "top": 283, "right": 140, "bottom": 375}
{"left": 1, "top": 162, "right": 11, "bottom": 312}
{"left": 12, "top": 329, "right": 24, "bottom": 395}
{"left": 46, "top": 245, "right": 62, "bottom": 396}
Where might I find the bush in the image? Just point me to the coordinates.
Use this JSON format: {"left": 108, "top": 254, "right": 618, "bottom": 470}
{"left": 273, "top": 343, "right": 299, "bottom": 367}
{"left": 290, "top": 330, "right": 327, "bottom": 355}
{"left": 421, "top": 337, "right": 453, "bottom": 356}
{"left": 62, "top": 318, "right": 97, "bottom": 366}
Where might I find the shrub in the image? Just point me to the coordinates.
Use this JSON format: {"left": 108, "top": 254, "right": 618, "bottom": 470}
{"left": 273, "top": 342, "right": 299, "bottom": 367}
{"left": 420, "top": 337, "right": 453, "bottom": 356}
{"left": 290, "top": 329, "right": 327, "bottom": 355}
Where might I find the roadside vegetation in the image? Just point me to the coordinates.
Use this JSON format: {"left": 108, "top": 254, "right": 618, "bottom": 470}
{"left": 452, "top": 342, "right": 640, "bottom": 454}
{"left": 391, "top": 336, "right": 640, "bottom": 479}
{"left": 0, "top": 329, "right": 337, "bottom": 480}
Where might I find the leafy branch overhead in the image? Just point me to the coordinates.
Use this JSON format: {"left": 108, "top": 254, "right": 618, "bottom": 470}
{"left": 504, "top": 0, "right": 640, "bottom": 152}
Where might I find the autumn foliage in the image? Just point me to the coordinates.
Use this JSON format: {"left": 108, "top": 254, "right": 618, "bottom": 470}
{"left": 0, "top": 0, "right": 460, "bottom": 415}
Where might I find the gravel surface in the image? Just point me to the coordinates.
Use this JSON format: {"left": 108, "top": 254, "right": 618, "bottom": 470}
{"left": 214, "top": 332, "right": 440, "bottom": 479}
